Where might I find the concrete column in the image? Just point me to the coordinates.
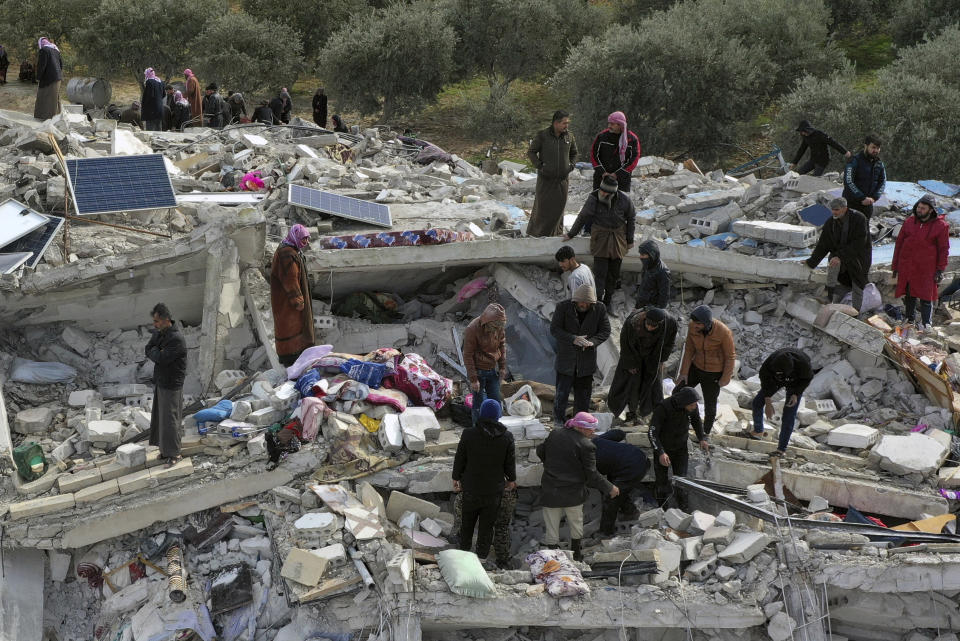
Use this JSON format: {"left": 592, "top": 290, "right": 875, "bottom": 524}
{"left": 197, "top": 238, "right": 244, "bottom": 395}
{"left": 0, "top": 548, "right": 44, "bottom": 641}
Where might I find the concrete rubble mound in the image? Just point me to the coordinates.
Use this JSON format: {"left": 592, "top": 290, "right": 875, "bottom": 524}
{"left": 1, "top": 108, "right": 960, "bottom": 641}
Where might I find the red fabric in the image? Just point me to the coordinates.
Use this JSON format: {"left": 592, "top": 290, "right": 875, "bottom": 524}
{"left": 892, "top": 213, "right": 949, "bottom": 301}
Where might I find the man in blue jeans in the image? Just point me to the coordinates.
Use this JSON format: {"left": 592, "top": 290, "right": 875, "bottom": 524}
{"left": 463, "top": 303, "right": 508, "bottom": 425}
{"left": 746, "top": 348, "right": 813, "bottom": 458}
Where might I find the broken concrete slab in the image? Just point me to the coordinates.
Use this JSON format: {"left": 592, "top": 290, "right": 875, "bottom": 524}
{"left": 717, "top": 532, "right": 771, "bottom": 564}
{"left": 385, "top": 490, "right": 441, "bottom": 523}
{"left": 281, "top": 548, "right": 328, "bottom": 587}
{"left": 870, "top": 433, "right": 948, "bottom": 477}
{"left": 13, "top": 407, "right": 54, "bottom": 435}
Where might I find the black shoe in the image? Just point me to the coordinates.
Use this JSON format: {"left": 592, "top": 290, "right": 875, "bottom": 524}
{"left": 571, "top": 538, "right": 583, "bottom": 562}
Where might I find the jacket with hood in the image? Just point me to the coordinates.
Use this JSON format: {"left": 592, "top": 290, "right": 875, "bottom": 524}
{"left": 145, "top": 325, "right": 187, "bottom": 390}
{"left": 462, "top": 303, "right": 507, "bottom": 383}
{"left": 635, "top": 240, "right": 671, "bottom": 308}
{"left": 620, "top": 309, "right": 677, "bottom": 370}
{"left": 791, "top": 122, "right": 847, "bottom": 167}
{"left": 527, "top": 125, "right": 578, "bottom": 181}
{"left": 843, "top": 151, "right": 886, "bottom": 206}
{"left": 594, "top": 428, "right": 649, "bottom": 484}
{"left": 536, "top": 425, "right": 613, "bottom": 507}
{"left": 679, "top": 309, "right": 735, "bottom": 380}
{"left": 758, "top": 348, "right": 813, "bottom": 398}
{"left": 649, "top": 387, "right": 704, "bottom": 456}
{"left": 550, "top": 299, "right": 611, "bottom": 377}
{"left": 893, "top": 196, "right": 949, "bottom": 302}
{"left": 805, "top": 208, "right": 871, "bottom": 290}
{"left": 452, "top": 418, "right": 516, "bottom": 496}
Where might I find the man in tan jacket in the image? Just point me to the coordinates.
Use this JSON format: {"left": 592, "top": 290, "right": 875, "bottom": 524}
{"left": 677, "top": 305, "right": 735, "bottom": 435}
{"left": 463, "top": 303, "right": 508, "bottom": 425}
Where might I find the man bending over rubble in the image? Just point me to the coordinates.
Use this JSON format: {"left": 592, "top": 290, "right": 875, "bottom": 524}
{"left": 649, "top": 386, "right": 708, "bottom": 508}
{"left": 537, "top": 412, "right": 618, "bottom": 561}
{"left": 607, "top": 307, "right": 677, "bottom": 423}
{"left": 744, "top": 348, "right": 812, "bottom": 458}
{"left": 677, "top": 305, "right": 735, "bottom": 436}
{"left": 146, "top": 303, "right": 187, "bottom": 467}
{"left": 593, "top": 428, "right": 648, "bottom": 536}
{"left": 805, "top": 197, "right": 871, "bottom": 312}
{"left": 462, "top": 303, "right": 508, "bottom": 426}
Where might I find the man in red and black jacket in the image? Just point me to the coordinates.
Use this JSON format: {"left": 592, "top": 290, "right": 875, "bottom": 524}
{"left": 590, "top": 111, "right": 641, "bottom": 193}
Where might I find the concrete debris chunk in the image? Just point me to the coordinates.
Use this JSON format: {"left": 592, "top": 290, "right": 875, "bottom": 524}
{"left": 718, "top": 532, "right": 771, "bottom": 564}
{"left": 826, "top": 423, "right": 879, "bottom": 449}
{"left": 281, "top": 548, "right": 328, "bottom": 587}
{"left": 767, "top": 612, "right": 797, "bottom": 641}
{"left": 14, "top": 407, "right": 54, "bottom": 434}
{"left": 869, "top": 432, "right": 948, "bottom": 476}
{"left": 115, "top": 443, "right": 146, "bottom": 467}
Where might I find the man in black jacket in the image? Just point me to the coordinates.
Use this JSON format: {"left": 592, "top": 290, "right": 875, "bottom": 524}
{"left": 145, "top": 303, "right": 188, "bottom": 467}
{"left": 252, "top": 100, "right": 274, "bottom": 125}
{"left": 202, "top": 84, "right": 225, "bottom": 129}
{"left": 537, "top": 412, "right": 618, "bottom": 560}
{"left": 607, "top": 308, "right": 677, "bottom": 423}
{"left": 842, "top": 134, "right": 886, "bottom": 220}
{"left": 635, "top": 239, "right": 671, "bottom": 309}
{"left": 746, "top": 348, "right": 813, "bottom": 457}
{"left": 452, "top": 399, "right": 516, "bottom": 565}
{"left": 790, "top": 120, "right": 851, "bottom": 176}
{"left": 593, "top": 428, "right": 649, "bottom": 535}
{"left": 649, "top": 387, "right": 708, "bottom": 507}
{"left": 805, "top": 197, "right": 872, "bottom": 311}
{"left": 550, "top": 285, "right": 611, "bottom": 424}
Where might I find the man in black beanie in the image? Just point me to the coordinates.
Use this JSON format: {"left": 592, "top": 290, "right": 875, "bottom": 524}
{"left": 677, "top": 305, "right": 735, "bottom": 436}
{"left": 648, "top": 386, "right": 709, "bottom": 507}
{"left": 789, "top": 119, "right": 851, "bottom": 176}
{"left": 746, "top": 348, "right": 813, "bottom": 458}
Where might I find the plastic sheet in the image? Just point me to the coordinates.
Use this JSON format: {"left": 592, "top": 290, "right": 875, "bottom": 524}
{"left": 10, "top": 358, "right": 77, "bottom": 384}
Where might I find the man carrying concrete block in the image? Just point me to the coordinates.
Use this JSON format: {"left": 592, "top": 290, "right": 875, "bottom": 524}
{"left": 145, "top": 303, "right": 187, "bottom": 467}
{"left": 744, "top": 348, "right": 813, "bottom": 458}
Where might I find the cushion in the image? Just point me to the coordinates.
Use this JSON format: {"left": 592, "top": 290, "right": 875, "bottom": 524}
{"left": 436, "top": 550, "right": 497, "bottom": 598}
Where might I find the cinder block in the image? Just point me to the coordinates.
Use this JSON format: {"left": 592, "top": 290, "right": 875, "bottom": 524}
{"left": 148, "top": 457, "right": 193, "bottom": 482}
{"left": 74, "top": 479, "right": 120, "bottom": 504}
{"left": 57, "top": 468, "right": 103, "bottom": 493}
{"left": 116, "top": 443, "right": 146, "bottom": 467}
{"left": 9, "top": 493, "right": 76, "bottom": 520}
{"left": 117, "top": 469, "right": 155, "bottom": 494}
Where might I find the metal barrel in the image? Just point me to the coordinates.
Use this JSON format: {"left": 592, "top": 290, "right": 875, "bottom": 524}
{"left": 166, "top": 544, "right": 187, "bottom": 603}
{"left": 66, "top": 77, "right": 112, "bottom": 108}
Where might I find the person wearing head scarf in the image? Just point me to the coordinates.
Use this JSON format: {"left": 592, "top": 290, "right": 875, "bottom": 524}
{"left": 526, "top": 110, "right": 578, "bottom": 237}
{"left": 452, "top": 398, "right": 516, "bottom": 567}
{"left": 563, "top": 174, "right": 636, "bottom": 308}
{"left": 789, "top": 119, "right": 850, "bottom": 177}
{"left": 892, "top": 194, "right": 949, "bottom": 330}
{"left": 227, "top": 90, "right": 247, "bottom": 124}
{"left": 747, "top": 348, "right": 813, "bottom": 458}
{"left": 550, "top": 284, "right": 611, "bottom": 425}
{"left": 462, "top": 303, "right": 508, "bottom": 426}
{"left": 270, "top": 224, "right": 315, "bottom": 365}
{"left": 677, "top": 305, "right": 735, "bottom": 436}
{"left": 607, "top": 307, "right": 678, "bottom": 423}
{"left": 635, "top": 239, "right": 671, "bottom": 309}
{"left": 140, "top": 67, "right": 165, "bottom": 131}
{"left": 589, "top": 110, "right": 641, "bottom": 193}
{"left": 332, "top": 114, "right": 348, "bottom": 133}
{"left": 119, "top": 101, "right": 143, "bottom": 128}
{"left": 279, "top": 87, "right": 293, "bottom": 124}
{"left": 648, "top": 386, "right": 708, "bottom": 507}
{"left": 312, "top": 87, "right": 328, "bottom": 128}
{"left": 170, "top": 90, "right": 191, "bottom": 130}
{"left": 536, "top": 411, "right": 617, "bottom": 559}
{"left": 0, "top": 44, "right": 9, "bottom": 85}
{"left": 33, "top": 36, "right": 62, "bottom": 120}
{"left": 183, "top": 69, "right": 202, "bottom": 125}
{"left": 239, "top": 171, "right": 265, "bottom": 191}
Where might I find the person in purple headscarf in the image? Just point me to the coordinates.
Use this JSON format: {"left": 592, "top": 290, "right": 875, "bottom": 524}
{"left": 140, "top": 67, "right": 165, "bottom": 131}
{"left": 270, "top": 224, "right": 315, "bottom": 365}
{"left": 33, "top": 36, "right": 62, "bottom": 120}
{"left": 170, "top": 91, "right": 191, "bottom": 130}
{"left": 589, "top": 111, "right": 641, "bottom": 194}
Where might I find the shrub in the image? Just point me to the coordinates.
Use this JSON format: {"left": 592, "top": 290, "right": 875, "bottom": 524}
{"left": 238, "top": 0, "right": 362, "bottom": 64}
{"left": 890, "top": 0, "right": 960, "bottom": 47}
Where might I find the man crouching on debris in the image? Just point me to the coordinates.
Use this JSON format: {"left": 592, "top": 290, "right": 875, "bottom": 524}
{"left": 804, "top": 197, "right": 871, "bottom": 312}
{"left": 146, "top": 303, "right": 187, "bottom": 467}
{"left": 463, "top": 303, "right": 508, "bottom": 426}
{"left": 649, "top": 386, "right": 708, "bottom": 508}
{"left": 744, "top": 348, "right": 813, "bottom": 458}
{"left": 452, "top": 399, "right": 516, "bottom": 568}
{"left": 537, "top": 412, "right": 618, "bottom": 560}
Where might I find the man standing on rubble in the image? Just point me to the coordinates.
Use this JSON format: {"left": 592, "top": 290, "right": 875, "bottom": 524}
{"left": 550, "top": 285, "right": 611, "bottom": 424}
{"left": 202, "top": 84, "right": 225, "bottom": 128}
{"left": 555, "top": 245, "right": 595, "bottom": 300}
{"left": 526, "top": 110, "right": 578, "bottom": 237}
{"left": 649, "top": 386, "right": 708, "bottom": 507}
{"left": 607, "top": 307, "right": 677, "bottom": 424}
{"left": 789, "top": 120, "right": 851, "bottom": 176}
{"left": 33, "top": 37, "right": 62, "bottom": 120}
{"left": 744, "top": 348, "right": 813, "bottom": 458}
{"left": 677, "top": 305, "right": 735, "bottom": 436}
{"left": 146, "top": 303, "right": 187, "bottom": 468}
{"left": 589, "top": 111, "right": 641, "bottom": 193}
{"left": 537, "top": 412, "right": 618, "bottom": 560}
{"left": 634, "top": 239, "right": 671, "bottom": 309}
{"left": 805, "top": 197, "right": 871, "bottom": 311}
{"left": 893, "top": 195, "right": 949, "bottom": 330}
{"left": 453, "top": 399, "right": 516, "bottom": 567}
{"left": 842, "top": 134, "right": 886, "bottom": 220}
{"left": 563, "top": 175, "right": 635, "bottom": 308}
{"left": 140, "top": 68, "right": 165, "bottom": 131}
{"left": 462, "top": 303, "right": 508, "bottom": 426}
{"left": 592, "top": 428, "right": 648, "bottom": 536}
{"left": 184, "top": 69, "right": 202, "bottom": 126}
{"left": 271, "top": 224, "right": 315, "bottom": 366}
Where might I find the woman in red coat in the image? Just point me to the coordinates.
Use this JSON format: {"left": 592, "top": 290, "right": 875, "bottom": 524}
{"left": 892, "top": 194, "right": 949, "bottom": 329}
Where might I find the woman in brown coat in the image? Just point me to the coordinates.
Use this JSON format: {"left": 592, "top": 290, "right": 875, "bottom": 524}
{"left": 271, "top": 224, "right": 315, "bottom": 366}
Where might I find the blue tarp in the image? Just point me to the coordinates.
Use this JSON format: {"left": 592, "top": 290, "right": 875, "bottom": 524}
{"left": 919, "top": 180, "right": 960, "bottom": 197}
{"left": 878, "top": 181, "right": 928, "bottom": 210}
{"left": 799, "top": 204, "right": 832, "bottom": 226}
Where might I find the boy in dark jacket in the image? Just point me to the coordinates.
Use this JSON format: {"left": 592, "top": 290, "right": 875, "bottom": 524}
{"left": 452, "top": 399, "right": 516, "bottom": 564}
{"left": 635, "top": 239, "right": 671, "bottom": 309}
{"left": 746, "top": 348, "right": 813, "bottom": 457}
{"left": 649, "top": 387, "right": 708, "bottom": 507}
{"left": 593, "top": 428, "right": 649, "bottom": 535}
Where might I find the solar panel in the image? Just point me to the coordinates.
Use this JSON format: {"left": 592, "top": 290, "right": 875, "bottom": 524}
{"left": 288, "top": 184, "right": 392, "bottom": 228}
{"left": 0, "top": 199, "right": 48, "bottom": 246}
{"left": 0, "top": 214, "right": 65, "bottom": 268}
{"left": 65, "top": 154, "right": 177, "bottom": 216}
{"left": 0, "top": 252, "right": 33, "bottom": 275}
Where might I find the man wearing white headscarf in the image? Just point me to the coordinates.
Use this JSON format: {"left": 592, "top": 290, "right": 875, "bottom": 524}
{"left": 141, "top": 67, "right": 165, "bottom": 131}
{"left": 34, "top": 37, "right": 62, "bottom": 120}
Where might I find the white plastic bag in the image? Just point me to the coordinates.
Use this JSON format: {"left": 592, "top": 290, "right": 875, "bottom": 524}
{"left": 860, "top": 282, "right": 882, "bottom": 313}
{"left": 10, "top": 358, "right": 77, "bottom": 384}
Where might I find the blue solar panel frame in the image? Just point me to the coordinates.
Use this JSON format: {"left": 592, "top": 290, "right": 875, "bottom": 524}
{"left": 65, "top": 154, "right": 177, "bottom": 216}
{"left": 287, "top": 184, "right": 392, "bottom": 228}
{"left": 0, "top": 214, "right": 65, "bottom": 268}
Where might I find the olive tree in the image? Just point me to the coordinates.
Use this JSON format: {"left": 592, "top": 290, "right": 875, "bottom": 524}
{"left": 318, "top": 1, "right": 455, "bottom": 122}
{"left": 238, "top": 0, "right": 362, "bottom": 64}
{"left": 890, "top": 0, "right": 960, "bottom": 47}
{"left": 0, "top": 0, "right": 97, "bottom": 62}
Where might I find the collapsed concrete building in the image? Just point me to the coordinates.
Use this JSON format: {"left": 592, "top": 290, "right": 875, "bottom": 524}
{"left": 1, "top": 104, "right": 960, "bottom": 641}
